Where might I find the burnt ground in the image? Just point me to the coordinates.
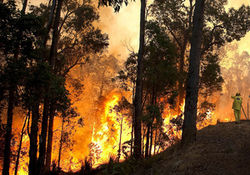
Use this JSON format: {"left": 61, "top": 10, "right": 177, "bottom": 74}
{"left": 132, "top": 120, "right": 250, "bottom": 175}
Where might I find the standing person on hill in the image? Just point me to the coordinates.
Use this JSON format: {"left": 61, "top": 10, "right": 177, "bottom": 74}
{"left": 231, "top": 93, "right": 243, "bottom": 123}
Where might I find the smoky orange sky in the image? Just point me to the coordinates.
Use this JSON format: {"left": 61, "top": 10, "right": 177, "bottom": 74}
{"left": 98, "top": 0, "right": 250, "bottom": 60}
{"left": 25, "top": 0, "right": 249, "bottom": 60}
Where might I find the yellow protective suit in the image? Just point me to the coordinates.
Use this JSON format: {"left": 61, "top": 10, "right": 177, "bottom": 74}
{"left": 231, "top": 95, "right": 242, "bottom": 122}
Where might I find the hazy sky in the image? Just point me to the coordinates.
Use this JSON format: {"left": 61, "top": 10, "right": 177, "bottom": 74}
{"left": 22, "top": 0, "right": 249, "bottom": 61}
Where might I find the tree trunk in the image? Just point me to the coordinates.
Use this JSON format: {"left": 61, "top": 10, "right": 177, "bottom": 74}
{"left": 49, "top": 0, "right": 63, "bottom": 69}
{"left": 133, "top": 0, "right": 146, "bottom": 159}
{"left": 130, "top": 119, "right": 134, "bottom": 156}
{"left": 43, "top": 0, "right": 57, "bottom": 47}
{"left": 177, "top": 40, "right": 187, "bottom": 114}
{"left": 2, "top": 87, "right": 15, "bottom": 175}
{"left": 29, "top": 102, "right": 40, "bottom": 175}
{"left": 181, "top": 0, "right": 205, "bottom": 146}
{"left": 21, "top": 0, "right": 28, "bottom": 15}
{"left": 145, "top": 124, "right": 150, "bottom": 158}
{"left": 58, "top": 117, "right": 65, "bottom": 168}
{"left": 14, "top": 110, "right": 30, "bottom": 175}
{"left": 117, "top": 117, "right": 123, "bottom": 162}
{"left": 153, "top": 129, "right": 157, "bottom": 155}
{"left": 177, "top": 0, "right": 194, "bottom": 114}
{"left": 45, "top": 0, "right": 63, "bottom": 170}
{"left": 130, "top": 84, "right": 136, "bottom": 156}
{"left": 45, "top": 106, "right": 55, "bottom": 170}
{"left": 149, "top": 126, "right": 153, "bottom": 157}
{"left": 37, "top": 98, "right": 49, "bottom": 174}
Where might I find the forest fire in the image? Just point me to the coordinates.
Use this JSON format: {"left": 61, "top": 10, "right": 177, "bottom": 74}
{"left": 2, "top": 93, "right": 221, "bottom": 175}
{"left": 0, "top": 0, "right": 249, "bottom": 175}
{"left": 89, "top": 94, "right": 131, "bottom": 167}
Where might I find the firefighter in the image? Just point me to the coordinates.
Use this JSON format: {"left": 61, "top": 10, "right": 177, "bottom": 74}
{"left": 231, "top": 93, "right": 242, "bottom": 123}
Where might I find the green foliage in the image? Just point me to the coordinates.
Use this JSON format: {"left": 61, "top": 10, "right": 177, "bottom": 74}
{"left": 200, "top": 54, "right": 224, "bottom": 97}
{"left": 0, "top": 1, "right": 45, "bottom": 107}
{"left": 144, "top": 21, "right": 178, "bottom": 94}
{"left": 223, "top": 5, "right": 250, "bottom": 42}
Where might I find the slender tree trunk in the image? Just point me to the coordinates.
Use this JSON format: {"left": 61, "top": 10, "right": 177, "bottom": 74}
{"left": 182, "top": 0, "right": 205, "bottom": 146}
{"left": 45, "top": 106, "right": 55, "bottom": 170}
{"left": 117, "top": 117, "right": 123, "bottom": 162}
{"left": 58, "top": 117, "right": 65, "bottom": 168}
{"left": 29, "top": 102, "right": 40, "bottom": 175}
{"left": 130, "top": 120, "right": 134, "bottom": 156}
{"left": 2, "top": 87, "right": 15, "bottom": 175}
{"left": 14, "top": 110, "right": 30, "bottom": 175}
{"left": 141, "top": 127, "right": 146, "bottom": 156}
{"left": 37, "top": 98, "right": 49, "bottom": 174}
{"left": 43, "top": 0, "right": 57, "bottom": 47}
{"left": 149, "top": 126, "right": 153, "bottom": 157}
{"left": 45, "top": 0, "right": 63, "bottom": 169}
{"left": 37, "top": 0, "right": 58, "bottom": 172}
{"left": 153, "top": 129, "right": 157, "bottom": 155}
{"left": 130, "top": 84, "right": 135, "bottom": 156}
{"left": 21, "top": 0, "right": 28, "bottom": 15}
{"left": 145, "top": 124, "right": 150, "bottom": 158}
{"left": 49, "top": 0, "right": 63, "bottom": 69}
{"left": 134, "top": 0, "right": 146, "bottom": 159}
{"left": 177, "top": 41, "right": 187, "bottom": 114}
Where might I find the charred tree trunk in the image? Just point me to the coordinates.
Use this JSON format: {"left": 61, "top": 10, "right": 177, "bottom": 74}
{"left": 37, "top": 98, "right": 49, "bottom": 174}
{"left": 134, "top": 0, "right": 146, "bottom": 159}
{"left": 141, "top": 127, "right": 146, "bottom": 156}
{"left": 181, "top": 0, "right": 205, "bottom": 146}
{"left": 49, "top": 0, "right": 63, "bottom": 69}
{"left": 177, "top": 41, "right": 187, "bottom": 114}
{"left": 130, "top": 84, "right": 136, "bottom": 156}
{"left": 14, "top": 110, "right": 30, "bottom": 175}
{"left": 43, "top": 0, "right": 57, "bottom": 47}
{"left": 58, "top": 116, "right": 65, "bottom": 168}
{"left": 149, "top": 126, "right": 153, "bottom": 157}
{"left": 45, "top": 0, "right": 63, "bottom": 170}
{"left": 130, "top": 120, "right": 134, "bottom": 156}
{"left": 117, "top": 117, "right": 123, "bottom": 162}
{"left": 2, "top": 87, "right": 15, "bottom": 175}
{"left": 38, "top": 0, "right": 58, "bottom": 172}
{"left": 45, "top": 106, "right": 55, "bottom": 170}
{"left": 21, "top": 0, "right": 28, "bottom": 15}
{"left": 145, "top": 124, "right": 150, "bottom": 158}
{"left": 153, "top": 129, "right": 157, "bottom": 155}
{"left": 29, "top": 102, "right": 40, "bottom": 175}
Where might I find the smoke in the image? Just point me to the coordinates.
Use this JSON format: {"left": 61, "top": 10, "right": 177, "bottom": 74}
{"left": 215, "top": 43, "right": 250, "bottom": 121}
{"left": 97, "top": 1, "right": 140, "bottom": 61}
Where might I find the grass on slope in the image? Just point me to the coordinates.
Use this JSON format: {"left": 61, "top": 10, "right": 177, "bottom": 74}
{"left": 97, "top": 120, "right": 250, "bottom": 175}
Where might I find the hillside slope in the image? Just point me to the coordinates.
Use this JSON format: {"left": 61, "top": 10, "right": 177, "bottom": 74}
{"left": 134, "top": 121, "right": 250, "bottom": 175}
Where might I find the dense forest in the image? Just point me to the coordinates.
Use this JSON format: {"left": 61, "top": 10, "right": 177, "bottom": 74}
{"left": 0, "top": 0, "right": 249, "bottom": 175}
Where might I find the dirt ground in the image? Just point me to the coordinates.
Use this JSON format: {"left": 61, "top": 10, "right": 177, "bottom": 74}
{"left": 136, "top": 120, "right": 250, "bottom": 175}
